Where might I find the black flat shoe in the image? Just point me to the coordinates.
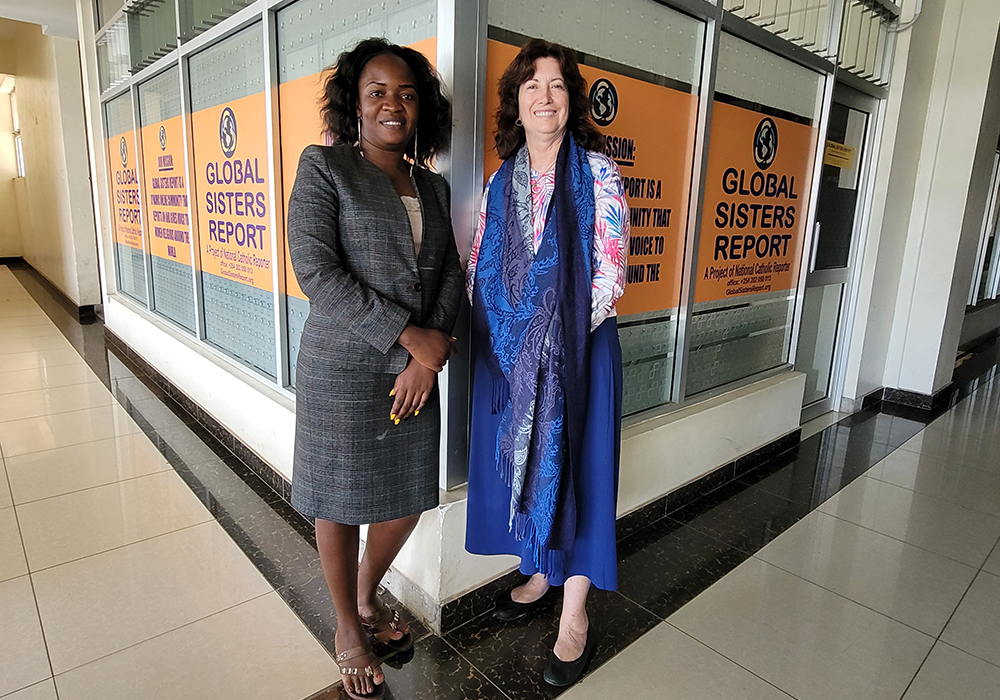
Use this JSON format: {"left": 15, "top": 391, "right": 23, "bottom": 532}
{"left": 543, "top": 632, "right": 596, "bottom": 687}
{"left": 493, "top": 585, "right": 553, "bottom": 621}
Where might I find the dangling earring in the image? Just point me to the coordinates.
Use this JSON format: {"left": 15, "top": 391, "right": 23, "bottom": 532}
{"left": 356, "top": 115, "right": 364, "bottom": 157}
{"left": 410, "top": 128, "right": 418, "bottom": 177}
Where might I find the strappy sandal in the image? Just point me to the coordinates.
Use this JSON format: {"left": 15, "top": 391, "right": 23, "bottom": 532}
{"left": 361, "top": 604, "right": 413, "bottom": 652}
{"left": 335, "top": 643, "right": 386, "bottom": 700}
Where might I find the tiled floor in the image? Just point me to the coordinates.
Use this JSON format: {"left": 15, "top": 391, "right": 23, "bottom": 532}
{"left": 0, "top": 267, "right": 339, "bottom": 700}
{"left": 3, "top": 259, "right": 1000, "bottom": 700}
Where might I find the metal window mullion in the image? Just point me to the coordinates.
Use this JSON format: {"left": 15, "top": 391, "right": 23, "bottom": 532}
{"left": 786, "top": 71, "right": 834, "bottom": 367}
{"left": 131, "top": 82, "right": 156, "bottom": 308}
{"left": 823, "top": 0, "right": 847, "bottom": 58}
{"left": 179, "top": 53, "right": 207, "bottom": 340}
{"left": 262, "top": 6, "right": 289, "bottom": 389}
{"left": 674, "top": 9, "right": 723, "bottom": 405}
{"left": 439, "top": 0, "right": 487, "bottom": 491}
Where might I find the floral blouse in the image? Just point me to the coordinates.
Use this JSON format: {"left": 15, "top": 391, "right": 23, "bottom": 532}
{"left": 467, "top": 151, "right": 630, "bottom": 331}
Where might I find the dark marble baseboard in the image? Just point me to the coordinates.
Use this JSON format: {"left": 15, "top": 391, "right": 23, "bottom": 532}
{"left": 883, "top": 384, "right": 954, "bottom": 412}
{"left": 861, "top": 387, "right": 884, "bottom": 411}
{"left": 103, "top": 328, "right": 294, "bottom": 503}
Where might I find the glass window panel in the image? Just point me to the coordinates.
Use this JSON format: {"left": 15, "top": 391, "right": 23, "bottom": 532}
{"left": 797, "top": 283, "right": 843, "bottom": 405}
{"left": 188, "top": 24, "right": 277, "bottom": 378}
{"left": 814, "top": 104, "right": 867, "bottom": 270}
{"left": 686, "top": 33, "right": 823, "bottom": 396}
{"left": 138, "top": 67, "right": 196, "bottom": 333}
{"left": 276, "top": 0, "right": 438, "bottom": 387}
{"left": 97, "top": 0, "right": 125, "bottom": 30}
{"left": 487, "top": 0, "right": 705, "bottom": 416}
{"left": 97, "top": 16, "right": 131, "bottom": 93}
{"left": 179, "top": 0, "right": 255, "bottom": 42}
{"left": 104, "top": 91, "right": 148, "bottom": 304}
{"left": 128, "top": 0, "right": 179, "bottom": 72}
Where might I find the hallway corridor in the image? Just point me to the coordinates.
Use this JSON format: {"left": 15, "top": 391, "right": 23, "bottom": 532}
{"left": 2, "top": 258, "right": 1000, "bottom": 699}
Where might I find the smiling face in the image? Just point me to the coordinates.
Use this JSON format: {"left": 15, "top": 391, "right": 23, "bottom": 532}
{"left": 357, "top": 53, "right": 420, "bottom": 155}
{"left": 517, "top": 56, "right": 569, "bottom": 143}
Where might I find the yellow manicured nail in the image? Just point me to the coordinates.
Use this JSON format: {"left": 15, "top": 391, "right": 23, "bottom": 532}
{"left": 389, "top": 389, "right": 395, "bottom": 397}
{"left": 390, "top": 413, "right": 396, "bottom": 420}
{"left": 395, "top": 418, "right": 400, "bottom": 425}
{"left": 415, "top": 410, "right": 420, "bottom": 416}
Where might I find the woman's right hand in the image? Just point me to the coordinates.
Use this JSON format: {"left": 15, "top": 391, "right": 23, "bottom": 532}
{"left": 398, "top": 325, "right": 456, "bottom": 371}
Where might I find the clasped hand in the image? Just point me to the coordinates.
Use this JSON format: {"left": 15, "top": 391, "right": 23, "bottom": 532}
{"left": 390, "top": 325, "right": 456, "bottom": 423}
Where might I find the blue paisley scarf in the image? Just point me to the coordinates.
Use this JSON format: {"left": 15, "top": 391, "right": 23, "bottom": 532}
{"left": 471, "top": 134, "right": 595, "bottom": 577}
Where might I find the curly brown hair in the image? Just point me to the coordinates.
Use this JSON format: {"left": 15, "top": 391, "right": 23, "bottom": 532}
{"left": 494, "top": 39, "right": 605, "bottom": 161}
{"left": 320, "top": 37, "right": 451, "bottom": 166}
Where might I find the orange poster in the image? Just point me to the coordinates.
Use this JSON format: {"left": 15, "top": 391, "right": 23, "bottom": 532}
{"left": 277, "top": 37, "right": 438, "bottom": 301}
{"left": 191, "top": 91, "right": 273, "bottom": 291}
{"left": 106, "top": 130, "right": 143, "bottom": 251}
{"left": 140, "top": 115, "right": 192, "bottom": 265}
{"left": 484, "top": 39, "right": 699, "bottom": 317}
{"left": 695, "top": 101, "right": 819, "bottom": 303}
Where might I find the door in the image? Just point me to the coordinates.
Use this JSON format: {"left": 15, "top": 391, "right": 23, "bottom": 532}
{"left": 796, "top": 83, "right": 878, "bottom": 420}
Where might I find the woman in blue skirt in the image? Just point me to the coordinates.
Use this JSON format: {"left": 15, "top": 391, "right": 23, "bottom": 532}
{"left": 465, "top": 39, "right": 629, "bottom": 687}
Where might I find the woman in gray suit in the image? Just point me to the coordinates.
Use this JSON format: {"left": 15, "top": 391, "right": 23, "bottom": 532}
{"left": 287, "top": 38, "right": 461, "bottom": 700}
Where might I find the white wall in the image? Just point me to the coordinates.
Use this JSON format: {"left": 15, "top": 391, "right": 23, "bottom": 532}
{"left": 11, "top": 22, "right": 100, "bottom": 306}
{"left": 0, "top": 81, "right": 20, "bottom": 256}
{"left": 844, "top": 0, "right": 1000, "bottom": 403}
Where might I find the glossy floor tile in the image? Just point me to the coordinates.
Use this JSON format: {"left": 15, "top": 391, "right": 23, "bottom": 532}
{"left": 865, "top": 447, "right": 1000, "bottom": 517}
{"left": 669, "top": 557, "right": 935, "bottom": 700}
{"left": 0, "top": 461, "right": 12, "bottom": 510}
{"left": 0, "top": 404, "right": 142, "bottom": 457}
{"left": 755, "top": 510, "right": 978, "bottom": 635}
{"left": 561, "top": 622, "right": 794, "bottom": 700}
{"left": 0, "top": 506, "right": 27, "bottom": 583}
{"left": 0, "top": 347, "right": 88, "bottom": 373}
{"left": 31, "top": 521, "right": 273, "bottom": 673}
{"left": 0, "top": 576, "right": 52, "bottom": 697}
{"left": 897, "top": 428, "right": 1000, "bottom": 469}
{"left": 2, "top": 680, "right": 59, "bottom": 700}
{"left": 984, "top": 543, "right": 1000, "bottom": 576}
{"left": 17, "top": 470, "right": 213, "bottom": 571}
{"left": 817, "top": 475, "right": 1000, "bottom": 566}
{"left": 53, "top": 592, "right": 339, "bottom": 700}
{"left": 4, "top": 433, "right": 174, "bottom": 505}
{"left": 0, "top": 382, "right": 114, "bottom": 423}
{"left": 940, "top": 570, "right": 1000, "bottom": 666}
{"left": 0, "top": 334, "right": 74, "bottom": 356}
{"left": 901, "top": 642, "right": 1000, "bottom": 700}
{"left": 0, "top": 363, "right": 102, "bottom": 395}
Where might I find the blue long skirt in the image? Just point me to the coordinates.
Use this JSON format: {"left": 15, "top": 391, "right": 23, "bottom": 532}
{"left": 465, "top": 318, "right": 623, "bottom": 591}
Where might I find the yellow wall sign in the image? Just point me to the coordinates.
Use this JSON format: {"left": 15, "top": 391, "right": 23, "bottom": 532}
{"left": 190, "top": 91, "right": 273, "bottom": 291}
{"left": 141, "top": 115, "right": 191, "bottom": 265}
{"left": 484, "top": 39, "right": 699, "bottom": 317}
{"left": 694, "top": 101, "right": 819, "bottom": 303}
{"left": 823, "top": 140, "right": 856, "bottom": 170}
{"left": 106, "top": 129, "right": 144, "bottom": 252}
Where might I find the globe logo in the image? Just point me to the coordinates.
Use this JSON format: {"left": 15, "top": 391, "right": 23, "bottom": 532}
{"left": 219, "top": 107, "right": 238, "bottom": 159}
{"left": 753, "top": 118, "right": 778, "bottom": 170}
{"left": 589, "top": 78, "right": 618, "bottom": 127}
{"left": 159, "top": 125, "right": 167, "bottom": 151}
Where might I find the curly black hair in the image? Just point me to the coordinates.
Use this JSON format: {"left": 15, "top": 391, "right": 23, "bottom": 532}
{"left": 321, "top": 37, "right": 451, "bottom": 167}
{"left": 494, "top": 39, "right": 605, "bottom": 161}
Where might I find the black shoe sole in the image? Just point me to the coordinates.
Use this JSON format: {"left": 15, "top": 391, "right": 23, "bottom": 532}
{"left": 493, "top": 586, "right": 553, "bottom": 621}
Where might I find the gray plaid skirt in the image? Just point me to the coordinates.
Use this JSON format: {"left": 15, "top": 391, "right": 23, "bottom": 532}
{"left": 291, "top": 360, "right": 439, "bottom": 525}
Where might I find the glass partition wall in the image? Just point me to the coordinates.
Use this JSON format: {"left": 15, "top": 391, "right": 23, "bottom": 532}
{"left": 92, "top": 0, "right": 852, "bottom": 485}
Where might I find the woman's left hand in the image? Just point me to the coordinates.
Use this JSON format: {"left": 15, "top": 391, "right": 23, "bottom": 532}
{"left": 390, "top": 359, "right": 436, "bottom": 423}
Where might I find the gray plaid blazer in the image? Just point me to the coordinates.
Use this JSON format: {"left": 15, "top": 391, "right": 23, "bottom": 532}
{"left": 288, "top": 144, "right": 463, "bottom": 373}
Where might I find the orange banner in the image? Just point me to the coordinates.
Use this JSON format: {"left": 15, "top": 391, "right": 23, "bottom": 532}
{"left": 484, "top": 39, "right": 699, "bottom": 317}
{"left": 191, "top": 92, "right": 273, "bottom": 291}
{"left": 277, "top": 37, "right": 438, "bottom": 301}
{"left": 694, "top": 101, "right": 818, "bottom": 303}
{"left": 140, "top": 115, "right": 192, "bottom": 265}
{"left": 107, "top": 130, "right": 143, "bottom": 251}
